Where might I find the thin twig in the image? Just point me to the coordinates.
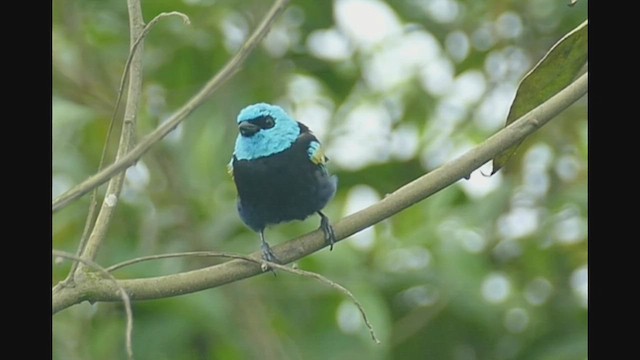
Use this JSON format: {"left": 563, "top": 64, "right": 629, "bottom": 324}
{"left": 64, "top": 195, "right": 99, "bottom": 285}
{"left": 107, "top": 251, "right": 380, "bottom": 343}
{"left": 113, "top": 11, "right": 191, "bottom": 124}
{"left": 53, "top": 250, "right": 135, "bottom": 360}
{"left": 52, "top": 0, "right": 291, "bottom": 212}
{"left": 263, "top": 261, "right": 381, "bottom": 343}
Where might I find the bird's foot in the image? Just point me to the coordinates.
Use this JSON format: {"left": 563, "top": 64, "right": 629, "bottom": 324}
{"left": 318, "top": 211, "right": 336, "bottom": 251}
{"left": 260, "top": 241, "right": 280, "bottom": 271}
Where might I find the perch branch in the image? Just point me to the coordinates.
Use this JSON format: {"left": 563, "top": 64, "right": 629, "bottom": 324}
{"left": 52, "top": 72, "right": 588, "bottom": 314}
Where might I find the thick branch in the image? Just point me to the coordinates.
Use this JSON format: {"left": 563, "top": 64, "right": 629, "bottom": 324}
{"left": 52, "top": 0, "right": 291, "bottom": 212}
{"left": 52, "top": 73, "right": 588, "bottom": 314}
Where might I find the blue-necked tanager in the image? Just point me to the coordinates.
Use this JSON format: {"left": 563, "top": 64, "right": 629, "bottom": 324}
{"left": 228, "top": 103, "right": 338, "bottom": 262}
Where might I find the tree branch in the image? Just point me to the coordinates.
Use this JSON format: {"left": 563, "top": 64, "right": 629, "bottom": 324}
{"left": 52, "top": 0, "right": 291, "bottom": 212}
{"left": 52, "top": 72, "right": 588, "bottom": 314}
{"left": 72, "top": 0, "right": 145, "bottom": 275}
{"left": 65, "top": 11, "right": 191, "bottom": 281}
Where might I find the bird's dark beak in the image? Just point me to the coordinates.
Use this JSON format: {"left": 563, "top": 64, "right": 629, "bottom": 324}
{"left": 238, "top": 122, "right": 260, "bottom": 137}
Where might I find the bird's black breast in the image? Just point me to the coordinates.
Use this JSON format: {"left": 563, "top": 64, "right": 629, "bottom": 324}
{"left": 232, "top": 130, "right": 336, "bottom": 232}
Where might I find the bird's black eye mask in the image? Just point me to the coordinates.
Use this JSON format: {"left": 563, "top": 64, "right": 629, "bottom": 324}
{"left": 252, "top": 115, "right": 275, "bottom": 130}
{"left": 238, "top": 115, "right": 276, "bottom": 137}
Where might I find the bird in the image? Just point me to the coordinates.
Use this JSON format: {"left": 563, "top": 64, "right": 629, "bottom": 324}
{"left": 228, "top": 102, "right": 338, "bottom": 263}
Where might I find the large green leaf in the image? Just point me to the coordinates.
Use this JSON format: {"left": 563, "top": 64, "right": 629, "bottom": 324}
{"left": 491, "top": 20, "right": 588, "bottom": 174}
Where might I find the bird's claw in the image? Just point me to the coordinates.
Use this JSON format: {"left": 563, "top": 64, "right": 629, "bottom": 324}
{"left": 319, "top": 212, "right": 336, "bottom": 251}
{"left": 261, "top": 241, "right": 280, "bottom": 267}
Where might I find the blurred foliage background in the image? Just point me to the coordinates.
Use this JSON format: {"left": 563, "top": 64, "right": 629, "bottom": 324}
{"left": 52, "top": 0, "right": 587, "bottom": 359}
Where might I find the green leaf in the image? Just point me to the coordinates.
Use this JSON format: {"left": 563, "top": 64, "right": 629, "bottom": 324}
{"left": 491, "top": 20, "right": 587, "bottom": 174}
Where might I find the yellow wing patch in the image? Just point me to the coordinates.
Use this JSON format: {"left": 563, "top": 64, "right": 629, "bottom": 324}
{"left": 308, "top": 141, "right": 328, "bottom": 165}
{"left": 227, "top": 159, "right": 234, "bottom": 179}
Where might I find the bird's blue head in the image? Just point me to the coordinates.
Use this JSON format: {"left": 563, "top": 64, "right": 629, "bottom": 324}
{"left": 233, "top": 103, "right": 300, "bottom": 160}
